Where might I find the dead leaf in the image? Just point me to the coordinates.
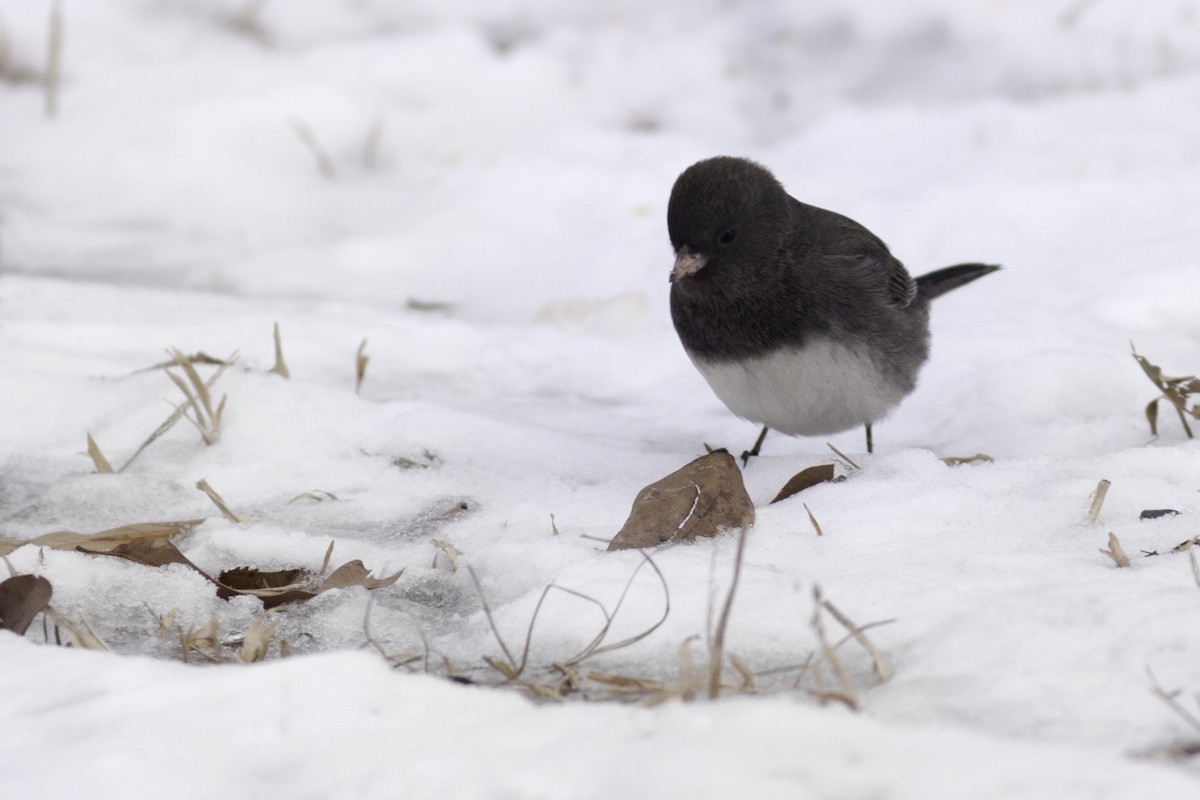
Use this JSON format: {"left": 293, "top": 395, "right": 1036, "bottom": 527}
{"left": 1132, "top": 345, "right": 1199, "bottom": 439}
{"left": 0, "top": 575, "right": 53, "bottom": 634}
{"left": 608, "top": 451, "right": 754, "bottom": 551}
{"left": 216, "top": 560, "right": 402, "bottom": 609}
{"left": 80, "top": 537, "right": 199, "bottom": 569}
{"left": 770, "top": 464, "right": 836, "bottom": 504}
{"left": 1146, "top": 399, "right": 1160, "bottom": 437}
{"left": 318, "top": 560, "right": 403, "bottom": 592}
{"left": 0, "top": 519, "right": 204, "bottom": 557}
{"left": 217, "top": 566, "right": 314, "bottom": 608}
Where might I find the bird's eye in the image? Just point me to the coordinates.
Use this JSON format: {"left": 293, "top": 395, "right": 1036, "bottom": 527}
{"left": 718, "top": 229, "right": 737, "bottom": 245}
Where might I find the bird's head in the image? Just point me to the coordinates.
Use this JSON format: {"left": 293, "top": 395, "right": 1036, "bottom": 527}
{"left": 666, "top": 156, "right": 792, "bottom": 287}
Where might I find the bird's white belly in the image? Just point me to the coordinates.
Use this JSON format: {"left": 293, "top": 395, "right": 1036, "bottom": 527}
{"left": 689, "top": 339, "right": 907, "bottom": 436}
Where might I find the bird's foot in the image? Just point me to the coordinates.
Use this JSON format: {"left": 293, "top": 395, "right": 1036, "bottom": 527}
{"left": 740, "top": 426, "right": 770, "bottom": 467}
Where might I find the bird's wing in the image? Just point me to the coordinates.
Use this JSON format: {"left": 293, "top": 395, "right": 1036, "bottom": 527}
{"left": 820, "top": 220, "right": 917, "bottom": 308}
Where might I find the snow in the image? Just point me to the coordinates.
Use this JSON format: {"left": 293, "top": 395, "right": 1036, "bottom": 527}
{"left": 2, "top": 0, "right": 1200, "bottom": 797}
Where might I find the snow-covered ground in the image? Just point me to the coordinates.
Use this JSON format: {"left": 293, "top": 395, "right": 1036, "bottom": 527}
{"left": 3, "top": 1, "right": 1200, "bottom": 797}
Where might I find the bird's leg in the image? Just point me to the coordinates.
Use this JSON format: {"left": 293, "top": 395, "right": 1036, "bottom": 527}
{"left": 741, "top": 426, "right": 770, "bottom": 467}
{"left": 865, "top": 423, "right": 874, "bottom": 455}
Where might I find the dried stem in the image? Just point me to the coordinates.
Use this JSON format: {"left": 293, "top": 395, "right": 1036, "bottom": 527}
{"left": 709, "top": 526, "right": 750, "bottom": 699}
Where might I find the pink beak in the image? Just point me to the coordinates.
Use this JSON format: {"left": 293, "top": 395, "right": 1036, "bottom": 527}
{"left": 670, "top": 247, "right": 708, "bottom": 283}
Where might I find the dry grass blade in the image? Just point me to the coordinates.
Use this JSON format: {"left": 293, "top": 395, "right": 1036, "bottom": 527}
{"left": 166, "top": 345, "right": 228, "bottom": 444}
{"left": 1191, "top": 550, "right": 1200, "bottom": 590}
{"left": 1087, "top": 479, "right": 1111, "bottom": 525}
{"left": 586, "top": 672, "right": 665, "bottom": 692}
{"left": 821, "top": 597, "right": 891, "bottom": 681}
{"left": 319, "top": 540, "right": 335, "bottom": 574}
{"left": 45, "top": 607, "right": 109, "bottom": 650}
{"left": 677, "top": 636, "right": 698, "bottom": 700}
{"left": 810, "top": 586, "right": 857, "bottom": 708}
{"left": 360, "top": 596, "right": 390, "bottom": 660}
{"left": 467, "top": 553, "right": 669, "bottom": 682}
{"left": 136, "top": 351, "right": 231, "bottom": 373}
{"left": 165, "top": 369, "right": 217, "bottom": 444}
{"left": 826, "top": 442, "right": 860, "bottom": 470}
{"left": 562, "top": 548, "right": 670, "bottom": 667}
{"left": 803, "top": 503, "right": 824, "bottom": 536}
{"left": 269, "top": 322, "right": 290, "bottom": 379}
{"left": 807, "top": 689, "right": 859, "bottom": 710}
{"left": 1148, "top": 668, "right": 1200, "bottom": 736}
{"left": 287, "top": 490, "right": 339, "bottom": 504}
{"left": 468, "top": 566, "right": 520, "bottom": 675}
{"left": 147, "top": 605, "right": 178, "bottom": 637}
{"left": 1100, "top": 532, "right": 1131, "bottom": 568}
{"left": 483, "top": 655, "right": 519, "bottom": 681}
{"left": 196, "top": 479, "right": 244, "bottom": 523}
{"left": 550, "top": 513, "right": 560, "bottom": 536}
{"left": 85, "top": 433, "right": 114, "bottom": 473}
{"left": 355, "top": 338, "right": 369, "bottom": 393}
{"left": 118, "top": 351, "right": 237, "bottom": 470}
{"left": 236, "top": 616, "right": 280, "bottom": 663}
{"left": 431, "top": 539, "right": 462, "bottom": 571}
{"left": 709, "top": 526, "right": 750, "bottom": 699}
{"left": 180, "top": 618, "right": 222, "bottom": 663}
{"left": 729, "top": 653, "right": 755, "bottom": 691}
{"left": 476, "top": 561, "right": 651, "bottom": 680}
{"left": 169, "top": 347, "right": 218, "bottom": 422}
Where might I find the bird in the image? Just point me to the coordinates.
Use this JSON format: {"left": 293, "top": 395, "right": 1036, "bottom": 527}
{"left": 666, "top": 156, "right": 998, "bottom": 463}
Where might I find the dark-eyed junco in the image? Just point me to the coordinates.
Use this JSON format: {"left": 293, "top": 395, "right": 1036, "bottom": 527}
{"left": 667, "top": 156, "right": 998, "bottom": 461}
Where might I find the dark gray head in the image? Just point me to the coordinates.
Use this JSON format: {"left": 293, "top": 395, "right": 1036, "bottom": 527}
{"left": 667, "top": 157, "right": 792, "bottom": 288}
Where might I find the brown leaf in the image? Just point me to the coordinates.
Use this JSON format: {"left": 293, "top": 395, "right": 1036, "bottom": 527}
{"left": 318, "top": 560, "right": 403, "bottom": 592}
{"left": 216, "top": 561, "right": 401, "bottom": 609}
{"left": 1131, "top": 347, "right": 1163, "bottom": 385}
{"left": 0, "top": 575, "right": 53, "bottom": 635}
{"left": 770, "top": 464, "right": 837, "bottom": 504}
{"left": 0, "top": 519, "right": 205, "bottom": 557}
{"left": 1145, "top": 399, "right": 1159, "bottom": 436}
{"left": 608, "top": 451, "right": 754, "bottom": 551}
{"left": 80, "top": 537, "right": 198, "bottom": 569}
{"left": 218, "top": 566, "right": 311, "bottom": 595}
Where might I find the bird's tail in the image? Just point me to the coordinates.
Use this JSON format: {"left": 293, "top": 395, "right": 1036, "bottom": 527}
{"left": 916, "top": 263, "right": 1000, "bottom": 300}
